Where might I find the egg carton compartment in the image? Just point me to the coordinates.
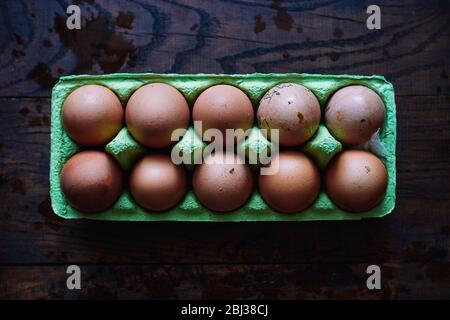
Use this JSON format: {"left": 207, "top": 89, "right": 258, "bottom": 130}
{"left": 50, "top": 73, "right": 396, "bottom": 222}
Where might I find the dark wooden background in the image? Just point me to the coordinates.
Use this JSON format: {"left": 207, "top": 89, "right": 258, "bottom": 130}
{"left": 0, "top": 0, "right": 449, "bottom": 299}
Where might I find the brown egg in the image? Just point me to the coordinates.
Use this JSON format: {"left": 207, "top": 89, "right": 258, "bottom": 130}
{"left": 60, "top": 151, "right": 123, "bottom": 213}
{"left": 192, "top": 85, "right": 254, "bottom": 144}
{"left": 257, "top": 83, "right": 321, "bottom": 146}
{"left": 126, "top": 83, "right": 190, "bottom": 148}
{"left": 130, "top": 154, "right": 187, "bottom": 211}
{"left": 325, "top": 150, "right": 388, "bottom": 212}
{"left": 325, "top": 85, "right": 386, "bottom": 145}
{"left": 258, "top": 151, "right": 320, "bottom": 213}
{"left": 193, "top": 152, "right": 253, "bottom": 212}
{"left": 62, "top": 85, "right": 123, "bottom": 146}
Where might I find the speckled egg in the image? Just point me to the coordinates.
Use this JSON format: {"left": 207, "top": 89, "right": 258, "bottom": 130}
{"left": 257, "top": 83, "right": 321, "bottom": 146}
{"left": 325, "top": 85, "right": 386, "bottom": 145}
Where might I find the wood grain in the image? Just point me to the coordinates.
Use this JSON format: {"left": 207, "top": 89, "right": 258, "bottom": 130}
{"left": 0, "top": 0, "right": 449, "bottom": 299}
{"left": 1, "top": 263, "right": 449, "bottom": 299}
{"left": 0, "top": 0, "right": 448, "bottom": 97}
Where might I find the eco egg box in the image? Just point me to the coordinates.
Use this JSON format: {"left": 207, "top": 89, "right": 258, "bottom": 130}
{"left": 50, "top": 73, "right": 396, "bottom": 222}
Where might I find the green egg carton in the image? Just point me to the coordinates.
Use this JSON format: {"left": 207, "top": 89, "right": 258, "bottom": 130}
{"left": 50, "top": 73, "right": 396, "bottom": 222}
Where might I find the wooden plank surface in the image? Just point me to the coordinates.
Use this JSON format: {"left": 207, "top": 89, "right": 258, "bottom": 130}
{"left": 0, "top": 0, "right": 448, "bottom": 97}
{"left": 0, "top": 0, "right": 449, "bottom": 299}
{"left": 1, "top": 263, "right": 449, "bottom": 299}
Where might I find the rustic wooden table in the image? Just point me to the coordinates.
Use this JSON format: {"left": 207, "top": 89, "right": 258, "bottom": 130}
{"left": 0, "top": 0, "right": 449, "bottom": 299}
